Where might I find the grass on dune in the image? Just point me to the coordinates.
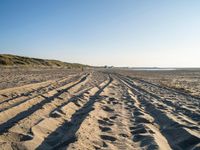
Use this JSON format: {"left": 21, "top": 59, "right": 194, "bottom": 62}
{"left": 0, "top": 54, "right": 87, "bottom": 68}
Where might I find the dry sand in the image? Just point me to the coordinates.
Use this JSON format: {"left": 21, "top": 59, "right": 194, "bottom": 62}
{"left": 0, "top": 68, "right": 199, "bottom": 150}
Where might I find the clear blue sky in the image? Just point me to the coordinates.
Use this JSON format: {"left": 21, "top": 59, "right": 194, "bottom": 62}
{"left": 0, "top": 0, "right": 200, "bottom": 67}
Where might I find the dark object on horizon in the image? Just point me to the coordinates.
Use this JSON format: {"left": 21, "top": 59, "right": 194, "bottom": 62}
{"left": 104, "top": 65, "right": 114, "bottom": 69}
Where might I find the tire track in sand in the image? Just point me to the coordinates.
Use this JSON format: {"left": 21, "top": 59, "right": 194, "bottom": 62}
{"left": 34, "top": 75, "right": 112, "bottom": 150}
{"left": 117, "top": 74, "right": 200, "bottom": 150}
{"left": 0, "top": 74, "right": 82, "bottom": 113}
{"left": 0, "top": 74, "right": 90, "bottom": 135}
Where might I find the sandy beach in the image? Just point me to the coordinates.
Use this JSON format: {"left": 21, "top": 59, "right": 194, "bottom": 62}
{"left": 0, "top": 67, "right": 199, "bottom": 150}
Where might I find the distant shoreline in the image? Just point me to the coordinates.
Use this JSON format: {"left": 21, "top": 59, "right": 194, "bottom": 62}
{"left": 115, "top": 67, "right": 200, "bottom": 71}
{"left": 130, "top": 68, "right": 176, "bottom": 71}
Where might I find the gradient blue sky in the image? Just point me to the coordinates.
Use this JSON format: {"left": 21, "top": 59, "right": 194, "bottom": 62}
{"left": 0, "top": 0, "right": 200, "bottom": 67}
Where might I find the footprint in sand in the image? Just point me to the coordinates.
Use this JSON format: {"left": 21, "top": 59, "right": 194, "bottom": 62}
{"left": 119, "top": 133, "right": 129, "bottom": 138}
{"left": 99, "top": 126, "right": 112, "bottom": 132}
{"left": 109, "top": 115, "right": 118, "bottom": 120}
{"left": 100, "top": 135, "right": 117, "bottom": 142}
{"left": 98, "top": 119, "right": 114, "bottom": 126}
{"left": 102, "top": 106, "right": 114, "bottom": 112}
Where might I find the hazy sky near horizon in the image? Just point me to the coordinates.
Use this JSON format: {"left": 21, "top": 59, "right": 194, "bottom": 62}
{"left": 0, "top": 0, "right": 200, "bottom": 67}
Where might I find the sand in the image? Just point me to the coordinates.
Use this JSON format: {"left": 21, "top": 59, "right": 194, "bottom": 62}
{"left": 0, "top": 68, "right": 199, "bottom": 150}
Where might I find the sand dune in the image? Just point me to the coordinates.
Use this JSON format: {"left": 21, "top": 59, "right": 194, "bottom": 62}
{"left": 0, "top": 68, "right": 199, "bottom": 150}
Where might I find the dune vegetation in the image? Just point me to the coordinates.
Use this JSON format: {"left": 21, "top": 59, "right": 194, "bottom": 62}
{"left": 0, "top": 54, "right": 86, "bottom": 68}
